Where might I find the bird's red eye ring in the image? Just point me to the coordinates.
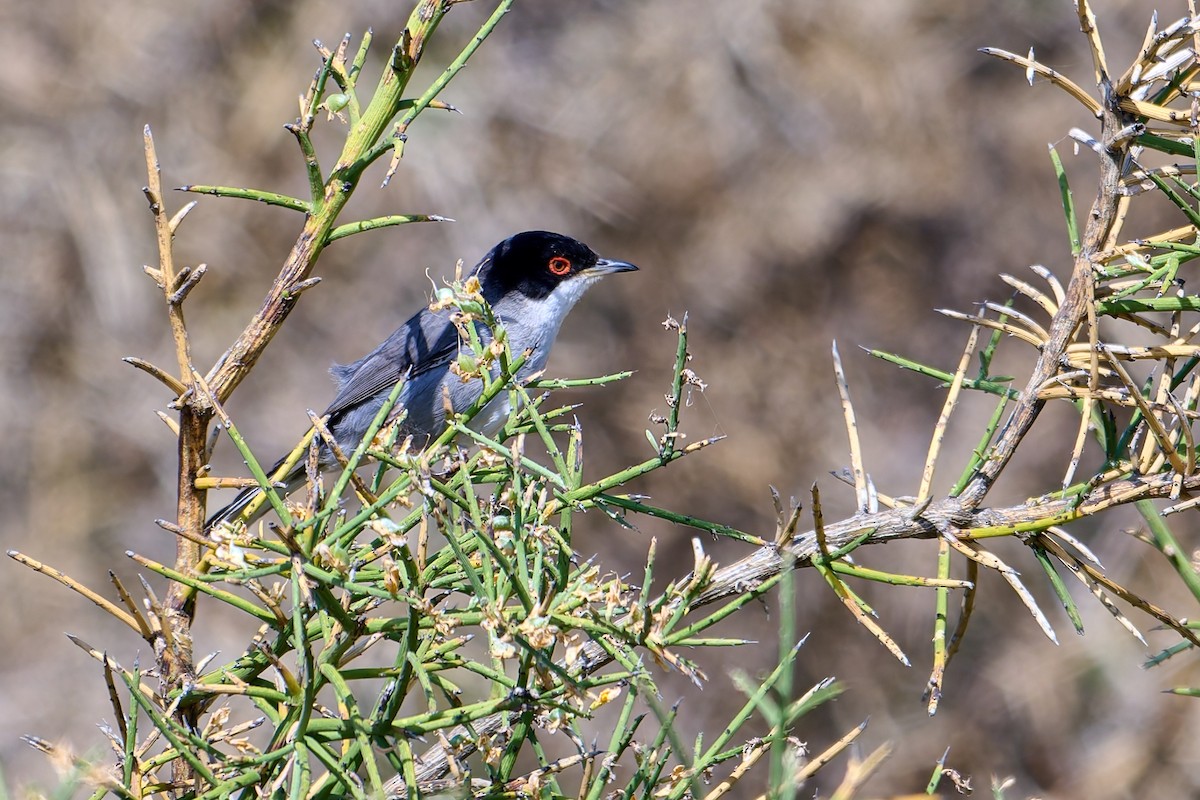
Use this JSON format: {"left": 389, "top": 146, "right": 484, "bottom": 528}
{"left": 548, "top": 256, "right": 572, "bottom": 275}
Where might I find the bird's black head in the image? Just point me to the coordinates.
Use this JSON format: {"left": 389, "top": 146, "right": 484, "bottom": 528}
{"left": 476, "top": 231, "right": 637, "bottom": 302}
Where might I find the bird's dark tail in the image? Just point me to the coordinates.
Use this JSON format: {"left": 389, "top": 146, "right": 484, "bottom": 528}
{"left": 205, "top": 484, "right": 267, "bottom": 531}
{"left": 204, "top": 457, "right": 306, "bottom": 532}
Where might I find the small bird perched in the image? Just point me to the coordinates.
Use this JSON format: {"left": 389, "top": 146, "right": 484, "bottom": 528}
{"left": 206, "top": 230, "right": 637, "bottom": 530}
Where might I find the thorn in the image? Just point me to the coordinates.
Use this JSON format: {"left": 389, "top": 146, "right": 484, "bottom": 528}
{"left": 902, "top": 496, "right": 933, "bottom": 522}
{"left": 169, "top": 264, "right": 207, "bottom": 305}
{"left": 284, "top": 277, "right": 322, "bottom": 298}
{"left": 168, "top": 200, "right": 199, "bottom": 233}
{"left": 154, "top": 410, "right": 180, "bottom": 437}
{"left": 122, "top": 357, "right": 188, "bottom": 395}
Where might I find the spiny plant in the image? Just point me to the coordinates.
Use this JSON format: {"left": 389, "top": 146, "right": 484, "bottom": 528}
{"left": 13, "top": 3, "right": 1200, "bottom": 799}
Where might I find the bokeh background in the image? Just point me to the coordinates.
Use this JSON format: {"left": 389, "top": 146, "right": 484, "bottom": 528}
{"left": 3, "top": 0, "right": 1200, "bottom": 796}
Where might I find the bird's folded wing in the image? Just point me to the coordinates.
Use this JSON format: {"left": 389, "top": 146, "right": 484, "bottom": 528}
{"left": 322, "top": 307, "right": 461, "bottom": 419}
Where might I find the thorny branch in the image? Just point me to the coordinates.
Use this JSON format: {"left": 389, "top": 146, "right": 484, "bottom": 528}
{"left": 959, "top": 86, "right": 1133, "bottom": 507}
{"left": 15, "top": 4, "right": 1200, "bottom": 798}
{"left": 391, "top": 7, "right": 1200, "bottom": 793}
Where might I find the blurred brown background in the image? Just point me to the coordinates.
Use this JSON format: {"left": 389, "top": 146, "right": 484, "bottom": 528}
{"left": 3, "top": 0, "right": 1200, "bottom": 796}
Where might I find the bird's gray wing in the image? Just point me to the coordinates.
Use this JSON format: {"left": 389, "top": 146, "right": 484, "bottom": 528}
{"left": 322, "top": 305, "right": 461, "bottom": 420}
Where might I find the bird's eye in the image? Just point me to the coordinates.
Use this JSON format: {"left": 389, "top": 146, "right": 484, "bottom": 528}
{"left": 548, "top": 256, "right": 572, "bottom": 275}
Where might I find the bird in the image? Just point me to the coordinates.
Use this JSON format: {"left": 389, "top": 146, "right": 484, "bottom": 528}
{"left": 206, "top": 230, "right": 638, "bottom": 531}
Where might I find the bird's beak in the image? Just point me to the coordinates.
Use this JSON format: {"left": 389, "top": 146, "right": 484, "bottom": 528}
{"left": 586, "top": 258, "right": 639, "bottom": 276}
